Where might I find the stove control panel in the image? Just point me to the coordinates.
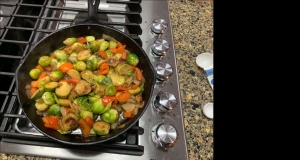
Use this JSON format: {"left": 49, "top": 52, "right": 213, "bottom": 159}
{"left": 151, "top": 19, "right": 168, "bottom": 36}
{"left": 151, "top": 39, "right": 170, "bottom": 57}
{"left": 156, "top": 62, "right": 173, "bottom": 81}
{"left": 151, "top": 122, "right": 178, "bottom": 149}
{"left": 153, "top": 91, "right": 177, "bottom": 113}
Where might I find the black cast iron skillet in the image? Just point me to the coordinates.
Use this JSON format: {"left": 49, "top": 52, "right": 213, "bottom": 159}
{"left": 16, "top": 0, "right": 155, "bottom": 145}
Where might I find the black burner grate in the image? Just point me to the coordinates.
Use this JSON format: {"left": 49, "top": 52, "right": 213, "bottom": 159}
{"left": 0, "top": 0, "right": 144, "bottom": 156}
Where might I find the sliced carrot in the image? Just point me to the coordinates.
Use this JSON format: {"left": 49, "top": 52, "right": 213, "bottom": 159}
{"left": 116, "top": 86, "right": 128, "bottom": 92}
{"left": 35, "top": 65, "right": 44, "bottom": 72}
{"left": 85, "top": 116, "right": 95, "bottom": 128}
{"left": 98, "top": 62, "right": 109, "bottom": 75}
{"left": 30, "top": 87, "right": 38, "bottom": 94}
{"left": 117, "top": 92, "right": 131, "bottom": 103}
{"left": 135, "top": 67, "right": 142, "bottom": 81}
{"left": 58, "top": 62, "right": 74, "bottom": 73}
{"left": 121, "top": 49, "right": 129, "bottom": 61}
{"left": 110, "top": 45, "right": 126, "bottom": 54}
{"left": 117, "top": 42, "right": 123, "bottom": 48}
{"left": 60, "top": 79, "right": 79, "bottom": 85}
{"left": 31, "top": 81, "right": 38, "bottom": 88}
{"left": 77, "top": 37, "right": 87, "bottom": 44}
{"left": 37, "top": 72, "right": 48, "bottom": 83}
{"left": 98, "top": 50, "right": 108, "bottom": 59}
{"left": 78, "top": 119, "right": 91, "bottom": 137}
{"left": 123, "top": 111, "right": 132, "bottom": 118}
{"left": 131, "top": 84, "right": 138, "bottom": 90}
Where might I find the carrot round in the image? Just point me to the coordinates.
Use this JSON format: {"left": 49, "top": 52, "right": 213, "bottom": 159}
{"left": 99, "top": 62, "right": 109, "bottom": 75}
{"left": 117, "top": 92, "right": 131, "bottom": 103}
{"left": 123, "top": 111, "right": 132, "bottom": 118}
{"left": 78, "top": 119, "right": 91, "bottom": 137}
{"left": 85, "top": 116, "right": 95, "bottom": 128}
{"left": 98, "top": 50, "right": 108, "bottom": 59}
{"left": 58, "top": 62, "right": 74, "bottom": 73}
{"left": 77, "top": 37, "right": 87, "bottom": 44}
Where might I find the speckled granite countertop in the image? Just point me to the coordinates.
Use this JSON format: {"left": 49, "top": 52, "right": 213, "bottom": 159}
{"left": 1, "top": 0, "right": 213, "bottom": 159}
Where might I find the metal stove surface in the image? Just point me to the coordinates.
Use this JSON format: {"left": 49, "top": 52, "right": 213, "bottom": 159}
{"left": 0, "top": 0, "right": 188, "bottom": 159}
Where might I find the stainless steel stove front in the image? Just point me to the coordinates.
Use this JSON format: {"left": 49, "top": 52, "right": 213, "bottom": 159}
{"left": 1, "top": 0, "right": 188, "bottom": 159}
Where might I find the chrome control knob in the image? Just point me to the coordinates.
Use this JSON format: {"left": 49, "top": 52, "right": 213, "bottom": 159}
{"left": 154, "top": 91, "right": 177, "bottom": 112}
{"left": 151, "top": 19, "right": 168, "bottom": 35}
{"left": 156, "top": 62, "right": 173, "bottom": 81}
{"left": 152, "top": 123, "right": 178, "bottom": 149}
{"left": 151, "top": 39, "right": 170, "bottom": 56}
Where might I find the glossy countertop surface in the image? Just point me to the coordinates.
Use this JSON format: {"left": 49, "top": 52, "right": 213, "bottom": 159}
{"left": 1, "top": 0, "right": 213, "bottom": 159}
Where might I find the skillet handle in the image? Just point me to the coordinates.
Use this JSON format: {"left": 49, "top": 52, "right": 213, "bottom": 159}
{"left": 80, "top": 0, "right": 102, "bottom": 24}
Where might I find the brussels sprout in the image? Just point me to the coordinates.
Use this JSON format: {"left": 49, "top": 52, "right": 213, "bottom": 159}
{"left": 129, "top": 86, "right": 141, "bottom": 95}
{"left": 99, "top": 41, "right": 109, "bottom": 51}
{"left": 42, "top": 92, "right": 55, "bottom": 105}
{"left": 107, "top": 70, "right": 125, "bottom": 86}
{"left": 49, "top": 69, "right": 64, "bottom": 82}
{"left": 86, "top": 36, "right": 95, "bottom": 42}
{"left": 75, "top": 96, "right": 93, "bottom": 111}
{"left": 93, "top": 75, "right": 106, "bottom": 84}
{"left": 50, "top": 59, "right": 58, "bottom": 70}
{"left": 53, "top": 50, "right": 68, "bottom": 61}
{"left": 88, "top": 40, "right": 100, "bottom": 53}
{"left": 104, "top": 84, "right": 117, "bottom": 96}
{"left": 77, "top": 50, "right": 91, "bottom": 61}
{"left": 86, "top": 55, "right": 100, "bottom": 71}
{"left": 100, "top": 77, "right": 113, "bottom": 85}
{"left": 102, "top": 101, "right": 112, "bottom": 113}
{"left": 66, "top": 69, "right": 81, "bottom": 80}
{"left": 80, "top": 110, "right": 93, "bottom": 119}
{"left": 109, "top": 41, "right": 117, "bottom": 49}
{"left": 61, "top": 113, "right": 79, "bottom": 131}
{"left": 114, "top": 53, "right": 122, "bottom": 60}
{"left": 38, "top": 76, "right": 50, "bottom": 88}
{"left": 63, "top": 37, "right": 77, "bottom": 46}
{"left": 38, "top": 56, "right": 52, "bottom": 67}
{"left": 126, "top": 53, "right": 139, "bottom": 66}
{"left": 35, "top": 102, "right": 49, "bottom": 111}
{"left": 35, "top": 98, "right": 44, "bottom": 103}
{"left": 30, "top": 87, "right": 45, "bottom": 100}
{"left": 116, "top": 76, "right": 125, "bottom": 86}
{"left": 58, "top": 99, "right": 71, "bottom": 106}
{"left": 48, "top": 104, "right": 62, "bottom": 116}
{"left": 116, "top": 64, "right": 134, "bottom": 76}
{"left": 74, "top": 80, "right": 92, "bottom": 96}
{"left": 68, "top": 53, "right": 78, "bottom": 63}
{"left": 44, "top": 82, "right": 59, "bottom": 92}
{"left": 93, "top": 121, "right": 110, "bottom": 135}
{"left": 101, "top": 108, "right": 119, "bottom": 124}
{"left": 105, "top": 50, "right": 114, "bottom": 57}
{"left": 57, "top": 130, "right": 72, "bottom": 134}
{"left": 92, "top": 98, "right": 105, "bottom": 114}
{"left": 72, "top": 42, "right": 85, "bottom": 53}
{"left": 75, "top": 61, "right": 86, "bottom": 71}
{"left": 29, "top": 68, "right": 41, "bottom": 79}
{"left": 80, "top": 70, "right": 94, "bottom": 81}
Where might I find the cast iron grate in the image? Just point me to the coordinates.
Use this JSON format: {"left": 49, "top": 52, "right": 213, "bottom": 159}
{"left": 0, "top": 0, "right": 144, "bottom": 156}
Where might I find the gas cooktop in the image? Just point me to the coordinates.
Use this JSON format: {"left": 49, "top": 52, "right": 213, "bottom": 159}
{"left": 0, "top": 0, "right": 188, "bottom": 159}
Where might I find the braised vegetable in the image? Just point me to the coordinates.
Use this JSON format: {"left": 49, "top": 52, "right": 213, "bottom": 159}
{"left": 26, "top": 35, "right": 146, "bottom": 137}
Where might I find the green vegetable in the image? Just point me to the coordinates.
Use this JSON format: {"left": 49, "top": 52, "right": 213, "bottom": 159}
{"left": 63, "top": 37, "right": 77, "bottom": 46}
{"left": 77, "top": 50, "right": 91, "bottom": 61}
{"left": 93, "top": 75, "right": 106, "bottom": 84}
{"left": 30, "top": 87, "right": 45, "bottom": 100}
{"left": 72, "top": 42, "right": 85, "bottom": 53}
{"left": 105, "top": 50, "right": 114, "bottom": 57}
{"left": 86, "top": 36, "right": 95, "bottom": 42}
{"left": 80, "top": 70, "right": 94, "bottom": 81}
{"left": 61, "top": 113, "right": 79, "bottom": 131}
{"left": 102, "top": 101, "right": 112, "bottom": 113}
{"left": 80, "top": 110, "right": 93, "bottom": 119}
{"left": 57, "top": 60, "right": 67, "bottom": 68}
{"left": 74, "top": 80, "right": 92, "bottom": 96}
{"left": 104, "top": 84, "right": 117, "bottom": 96}
{"left": 92, "top": 98, "right": 105, "bottom": 114}
{"left": 99, "top": 41, "right": 109, "bottom": 51}
{"left": 93, "top": 121, "right": 110, "bottom": 135}
{"left": 53, "top": 50, "right": 68, "bottom": 61}
{"left": 66, "top": 69, "right": 81, "bottom": 80}
{"left": 109, "top": 41, "right": 117, "bottom": 49}
{"left": 68, "top": 53, "right": 78, "bottom": 63}
{"left": 101, "top": 108, "right": 119, "bottom": 124}
{"left": 49, "top": 70, "right": 64, "bottom": 82}
{"left": 75, "top": 96, "right": 93, "bottom": 111}
{"left": 126, "top": 53, "right": 139, "bottom": 66}
{"left": 35, "top": 102, "right": 49, "bottom": 111}
{"left": 38, "top": 76, "right": 50, "bottom": 88}
{"left": 38, "top": 56, "right": 52, "bottom": 67}
{"left": 48, "top": 104, "right": 62, "bottom": 116}
{"left": 128, "top": 86, "right": 141, "bottom": 95}
{"left": 29, "top": 68, "right": 41, "bottom": 79}
{"left": 75, "top": 61, "right": 86, "bottom": 71}
{"left": 86, "top": 55, "right": 100, "bottom": 71}
{"left": 44, "top": 82, "right": 59, "bottom": 92}
{"left": 100, "top": 77, "right": 113, "bottom": 85}
{"left": 55, "top": 81, "right": 71, "bottom": 98}
{"left": 42, "top": 92, "right": 55, "bottom": 105}
{"left": 88, "top": 40, "right": 100, "bottom": 53}
{"left": 116, "top": 64, "right": 134, "bottom": 76}
{"left": 57, "top": 130, "right": 72, "bottom": 134}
